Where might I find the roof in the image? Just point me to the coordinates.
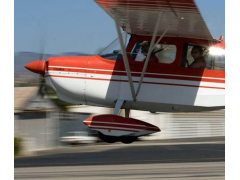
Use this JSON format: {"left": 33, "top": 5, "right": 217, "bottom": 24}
{"left": 95, "top": 0, "right": 213, "bottom": 40}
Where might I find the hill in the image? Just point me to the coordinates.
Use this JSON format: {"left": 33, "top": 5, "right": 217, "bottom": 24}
{"left": 14, "top": 52, "right": 92, "bottom": 86}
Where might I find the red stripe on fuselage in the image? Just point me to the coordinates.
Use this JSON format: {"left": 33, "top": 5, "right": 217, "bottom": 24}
{"left": 48, "top": 67, "right": 225, "bottom": 84}
{"left": 46, "top": 74, "right": 225, "bottom": 90}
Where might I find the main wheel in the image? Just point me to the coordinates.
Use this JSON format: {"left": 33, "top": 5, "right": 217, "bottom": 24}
{"left": 98, "top": 132, "right": 118, "bottom": 143}
{"left": 120, "top": 136, "right": 137, "bottom": 144}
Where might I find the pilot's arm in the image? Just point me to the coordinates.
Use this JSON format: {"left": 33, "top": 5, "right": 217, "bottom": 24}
{"left": 135, "top": 50, "right": 146, "bottom": 62}
{"left": 189, "top": 58, "right": 206, "bottom": 69}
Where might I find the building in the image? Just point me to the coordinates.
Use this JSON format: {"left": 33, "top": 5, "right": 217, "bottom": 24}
{"left": 14, "top": 86, "right": 225, "bottom": 155}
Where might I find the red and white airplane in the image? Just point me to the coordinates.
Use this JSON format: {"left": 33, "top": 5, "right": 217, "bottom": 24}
{"left": 25, "top": 0, "right": 225, "bottom": 144}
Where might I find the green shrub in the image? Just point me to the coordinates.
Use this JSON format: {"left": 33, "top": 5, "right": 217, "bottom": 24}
{"left": 14, "top": 137, "right": 21, "bottom": 156}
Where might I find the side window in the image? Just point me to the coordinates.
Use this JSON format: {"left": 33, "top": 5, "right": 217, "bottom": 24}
{"left": 130, "top": 41, "right": 176, "bottom": 64}
{"left": 204, "top": 47, "right": 225, "bottom": 71}
{"left": 154, "top": 44, "right": 176, "bottom": 64}
{"left": 181, "top": 44, "right": 225, "bottom": 71}
{"left": 181, "top": 44, "right": 207, "bottom": 69}
{"left": 130, "top": 42, "right": 142, "bottom": 60}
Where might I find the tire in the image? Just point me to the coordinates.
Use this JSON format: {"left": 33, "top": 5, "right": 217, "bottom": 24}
{"left": 120, "top": 136, "right": 137, "bottom": 144}
{"left": 98, "top": 132, "right": 118, "bottom": 143}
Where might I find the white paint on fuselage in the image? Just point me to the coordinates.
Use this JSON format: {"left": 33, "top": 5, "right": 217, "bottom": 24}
{"left": 45, "top": 69, "right": 225, "bottom": 112}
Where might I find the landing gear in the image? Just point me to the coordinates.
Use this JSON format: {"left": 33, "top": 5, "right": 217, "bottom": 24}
{"left": 120, "top": 136, "right": 137, "bottom": 144}
{"left": 98, "top": 132, "right": 118, "bottom": 143}
{"left": 98, "top": 132, "right": 137, "bottom": 144}
{"left": 84, "top": 114, "right": 160, "bottom": 144}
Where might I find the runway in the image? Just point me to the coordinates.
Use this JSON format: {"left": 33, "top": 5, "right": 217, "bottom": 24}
{"left": 15, "top": 137, "right": 225, "bottom": 180}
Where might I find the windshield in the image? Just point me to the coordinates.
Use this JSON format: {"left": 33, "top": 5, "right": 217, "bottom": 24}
{"left": 98, "top": 32, "right": 130, "bottom": 60}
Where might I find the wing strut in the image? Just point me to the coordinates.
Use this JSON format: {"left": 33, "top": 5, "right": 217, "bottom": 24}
{"left": 114, "top": 11, "right": 171, "bottom": 102}
{"left": 135, "top": 13, "right": 170, "bottom": 98}
{"left": 114, "top": 14, "right": 137, "bottom": 101}
{"left": 113, "top": 99, "right": 125, "bottom": 115}
{"left": 151, "top": 25, "right": 171, "bottom": 53}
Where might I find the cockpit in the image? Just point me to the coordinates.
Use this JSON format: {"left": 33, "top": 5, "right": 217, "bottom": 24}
{"left": 98, "top": 33, "right": 225, "bottom": 71}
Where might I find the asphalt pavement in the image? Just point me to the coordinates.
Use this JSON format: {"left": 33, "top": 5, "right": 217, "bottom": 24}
{"left": 14, "top": 136, "right": 225, "bottom": 180}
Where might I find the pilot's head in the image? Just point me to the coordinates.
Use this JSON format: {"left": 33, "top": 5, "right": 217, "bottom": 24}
{"left": 191, "top": 45, "right": 203, "bottom": 59}
{"left": 139, "top": 41, "right": 150, "bottom": 54}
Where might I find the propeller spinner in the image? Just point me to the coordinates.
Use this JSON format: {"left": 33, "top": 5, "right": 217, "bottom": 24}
{"left": 25, "top": 60, "right": 46, "bottom": 74}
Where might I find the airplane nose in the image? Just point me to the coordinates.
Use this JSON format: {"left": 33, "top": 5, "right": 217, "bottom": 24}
{"left": 25, "top": 60, "right": 46, "bottom": 74}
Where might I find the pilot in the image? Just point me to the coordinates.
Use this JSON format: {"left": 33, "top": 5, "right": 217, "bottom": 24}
{"left": 135, "top": 41, "right": 158, "bottom": 63}
{"left": 189, "top": 45, "right": 206, "bottom": 69}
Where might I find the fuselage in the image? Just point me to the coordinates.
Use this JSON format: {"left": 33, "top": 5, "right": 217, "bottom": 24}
{"left": 26, "top": 36, "right": 225, "bottom": 112}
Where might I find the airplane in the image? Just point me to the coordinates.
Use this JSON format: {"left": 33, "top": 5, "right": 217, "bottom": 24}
{"left": 25, "top": 0, "right": 225, "bottom": 144}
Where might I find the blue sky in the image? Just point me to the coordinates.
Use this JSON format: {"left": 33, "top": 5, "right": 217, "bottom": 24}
{"left": 14, "top": 0, "right": 225, "bottom": 55}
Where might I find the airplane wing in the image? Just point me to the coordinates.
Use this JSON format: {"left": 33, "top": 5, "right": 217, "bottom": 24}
{"left": 95, "top": 0, "right": 213, "bottom": 40}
